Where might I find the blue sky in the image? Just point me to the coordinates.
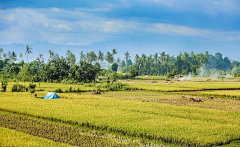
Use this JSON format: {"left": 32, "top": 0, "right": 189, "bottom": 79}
{"left": 0, "top": 0, "right": 239, "bottom": 62}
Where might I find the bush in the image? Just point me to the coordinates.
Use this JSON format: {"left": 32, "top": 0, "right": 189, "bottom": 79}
{"left": 28, "top": 83, "right": 36, "bottom": 97}
{"left": 69, "top": 86, "right": 72, "bottom": 92}
{"left": 84, "top": 83, "right": 95, "bottom": 87}
{"left": 95, "top": 82, "right": 127, "bottom": 91}
{"left": 1, "top": 81, "right": 8, "bottom": 92}
{"left": 28, "top": 83, "right": 36, "bottom": 89}
{"left": 12, "top": 83, "right": 27, "bottom": 92}
{"left": 109, "top": 82, "right": 126, "bottom": 91}
{"left": 78, "top": 82, "right": 83, "bottom": 85}
{"left": 54, "top": 88, "right": 63, "bottom": 93}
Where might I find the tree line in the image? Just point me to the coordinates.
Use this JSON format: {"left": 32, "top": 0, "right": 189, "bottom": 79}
{"left": 1, "top": 46, "right": 240, "bottom": 83}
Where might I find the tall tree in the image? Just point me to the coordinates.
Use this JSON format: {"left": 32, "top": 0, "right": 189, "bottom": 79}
{"left": 2, "top": 53, "right": 6, "bottom": 59}
{"left": 80, "top": 51, "right": 86, "bottom": 61}
{"left": 11, "top": 51, "right": 17, "bottom": 62}
{"left": 98, "top": 50, "right": 104, "bottom": 62}
{"left": 105, "top": 52, "right": 113, "bottom": 69}
{"left": 87, "top": 51, "right": 97, "bottom": 64}
{"left": 112, "top": 48, "right": 117, "bottom": 61}
{"left": 116, "top": 57, "right": 121, "bottom": 68}
{"left": 25, "top": 45, "right": 33, "bottom": 63}
{"left": 0, "top": 48, "right": 3, "bottom": 60}
{"left": 66, "top": 50, "right": 71, "bottom": 57}
{"left": 19, "top": 53, "right": 23, "bottom": 61}
{"left": 68, "top": 52, "right": 76, "bottom": 66}
{"left": 7, "top": 51, "right": 11, "bottom": 59}
{"left": 48, "top": 50, "right": 54, "bottom": 60}
{"left": 124, "top": 51, "right": 131, "bottom": 73}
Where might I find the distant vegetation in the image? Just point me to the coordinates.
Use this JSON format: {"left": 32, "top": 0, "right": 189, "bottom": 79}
{"left": 1, "top": 47, "right": 240, "bottom": 84}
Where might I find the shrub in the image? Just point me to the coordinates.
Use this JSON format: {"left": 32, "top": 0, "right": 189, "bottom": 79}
{"left": 78, "top": 82, "right": 83, "bottom": 85}
{"left": 54, "top": 88, "right": 63, "bottom": 93}
{"left": 1, "top": 81, "right": 8, "bottom": 92}
{"left": 12, "top": 83, "right": 27, "bottom": 92}
{"left": 109, "top": 82, "right": 126, "bottom": 91}
{"left": 69, "top": 86, "right": 72, "bottom": 92}
{"left": 76, "top": 87, "right": 80, "bottom": 92}
{"left": 28, "top": 83, "right": 36, "bottom": 97}
{"left": 28, "top": 83, "right": 36, "bottom": 89}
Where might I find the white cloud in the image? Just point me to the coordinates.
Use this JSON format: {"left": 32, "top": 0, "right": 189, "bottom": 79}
{"left": 51, "top": 7, "right": 60, "bottom": 12}
{"left": 149, "top": 23, "right": 212, "bottom": 37}
{"left": 0, "top": 7, "right": 239, "bottom": 47}
{"left": 44, "top": 22, "right": 49, "bottom": 27}
{"left": 137, "top": 0, "right": 240, "bottom": 15}
{"left": 66, "top": 41, "right": 92, "bottom": 46}
{"left": 54, "top": 24, "right": 72, "bottom": 31}
{"left": 6, "top": 14, "right": 17, "bottom": 22}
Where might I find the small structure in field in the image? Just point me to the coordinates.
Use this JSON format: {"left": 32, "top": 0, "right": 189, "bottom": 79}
{"left": 209, "top": 97, "right": 214, "bottom": 99}
{"left": 151, "top": 81, "right": 157, "bottom": 83}
{"left": 91, "top": 90, "right": 101, "bottom": 94}
{"left": 42, "top": 92, "right": 60, "bottom": 99}
{"left": 189, "top": 98, "right": 203, "bottom": 102}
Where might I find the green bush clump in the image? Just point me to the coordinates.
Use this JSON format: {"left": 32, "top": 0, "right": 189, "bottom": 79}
{"left": 77, "top": 82, "right": 83, "bottom": 85}
{"left": 11, "top": 83, "right": 27, "bottom": 92}
{"left": 76, "top": 87, "right": 80, "bottom": 92}
{"left": 54, "top": 88, "right": 63, "bottom": 93}
{"left": 1, "top": 81, "right": 8, "bottom": 92}
{"left": 95, "top": 82, "right": 127, "bottom": 91}
{"left": 69, "top": 86, "right": 72, "bottom": 92}
{"left": 109, "top": 82, "right": 126, "bottom": 91}
{"left": 84, "top": 83, "right": 95, "bottom": 87}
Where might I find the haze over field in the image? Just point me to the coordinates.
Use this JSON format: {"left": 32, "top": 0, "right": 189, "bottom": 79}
{"left": 0, "top": 0, "right": 239, "bottom": 62}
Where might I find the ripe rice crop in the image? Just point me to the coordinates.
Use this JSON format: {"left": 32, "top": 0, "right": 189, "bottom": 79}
{"left": 0, "top": 112, "right": 151, "bottom": 147}
{"left": 0, "top": 91, "right": 239, "bottom": 146}
{"left": 124, "top": 82, "right": 240, "bottom": 92}
{"left": 4, "top": 82, "right": 98, "bottom": 92}
{"left": 102, "top": 91, "right": 240, "bottom": 113}
{"left": 0, "top": 127, "right": 73, "bottom": 147}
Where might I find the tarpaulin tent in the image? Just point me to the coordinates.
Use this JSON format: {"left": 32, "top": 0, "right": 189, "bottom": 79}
{"left": 42, "top": 92, "right": 60, "bottom": 99}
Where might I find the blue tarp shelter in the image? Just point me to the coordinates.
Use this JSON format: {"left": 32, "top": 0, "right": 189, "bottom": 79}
{"left": 43, "top": 92, "right": 60, "bottom": 99}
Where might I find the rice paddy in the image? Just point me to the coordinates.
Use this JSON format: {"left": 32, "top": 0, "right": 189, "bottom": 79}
{"left": 1, "top": 78, "right": 240, "bottom": 146}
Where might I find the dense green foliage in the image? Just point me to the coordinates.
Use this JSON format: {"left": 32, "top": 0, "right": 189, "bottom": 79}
{"left": 11, "top": 83, "right": 27, "bottom": 92}
{"left": 1, "top": 48, "right": 240, "bottom": 84}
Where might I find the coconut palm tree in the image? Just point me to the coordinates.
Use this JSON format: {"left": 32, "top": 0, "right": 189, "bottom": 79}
{"left": 2, "top": 53, "right": 6, "bottom": 59}
{"left": 98, "top": 50, "right": 104, "bottom": 62}
{"left": 87, "top": 51, "right": 97, "bottom": 64}
{"left": 0, "top": 48, "right": 3, "bottom": 60}
{"left": 105, "top": 52, "right": 113, "bottom": 69}
{"left": 11, "top": 51, "right": 17, "bottom": 62}
{"left": 48, "top": 50, "right": 54, "bottom": 60}
{"left": 124, "top": 51, "right": 130, "bottom": 73}
{"left": 19, "top": 53, "right": 23, "bottom": 61}
{"left": 112, "top": 48, "right": 117, "bottom": 61}
{"left": 25, "top": 45, "right": 32, "bottom": 63}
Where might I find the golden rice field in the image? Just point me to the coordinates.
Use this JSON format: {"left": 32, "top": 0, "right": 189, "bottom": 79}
{"left": 5, "top": 82, "right": 97, "bottom": 92}
{"left": 0, "top": 81, "right": 240, "bottom": 146}
{"left": 179, "top": 90, "right": 240, "bottom": 100}
{"left": 102, "top": 91, "right": 240, "bottom": 112}
{"left": 124, "top": 80, "right": 240, "bottom": 92}
{"left": 0, "top": 127, "right": 73, "bottom": 147}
